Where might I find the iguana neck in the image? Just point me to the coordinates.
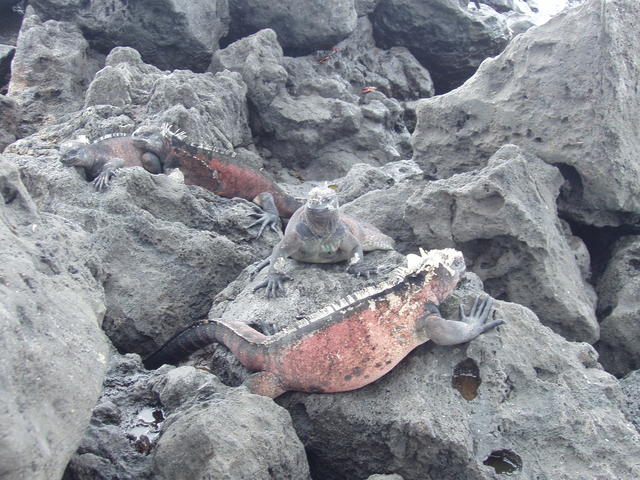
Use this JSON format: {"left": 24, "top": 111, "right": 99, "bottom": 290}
{"left": 303, "top": 206, "right": 340, "bottom": 237}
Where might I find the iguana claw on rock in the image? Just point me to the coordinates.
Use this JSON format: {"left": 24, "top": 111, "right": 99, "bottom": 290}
{"left": 252, "top": 186, "right": 394, "bottom": 297}
{"left": 143, "top": 248, "right": 504, "bottom": 398}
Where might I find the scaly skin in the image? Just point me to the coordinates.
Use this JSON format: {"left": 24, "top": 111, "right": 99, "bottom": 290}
{"left": 59, "top": 135, "right": 164, "bottom": 190}
{"left": 252, "top": 186, "right": 395, "bottom": 297}
{"left": 143, "top": 248, "right": 504, "bottom": 398}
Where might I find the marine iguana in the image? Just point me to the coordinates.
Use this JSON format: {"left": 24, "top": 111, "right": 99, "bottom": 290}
{"left": 252, "top": 186, "right": 395, "bottom": 297}
{"left": 59, "top": 133, "right": 165, "bottom": 190}
{"left": 143, "top": 248, "right": 503, "bottom": 398}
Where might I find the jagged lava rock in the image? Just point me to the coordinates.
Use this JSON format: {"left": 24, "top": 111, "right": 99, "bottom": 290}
{"left": 0, "top": 94, "right": 19, "bottom": 150}
{"left": 345, "top": 145, "right": 597, "bottom": 343}
{"left": 372, "top": 0, "right": 511, "bottom": 92}
{"left": 7, "top": 11, "right": 101, "bottom": 136}
{"left": 279, "top": 278, "right": 640, "bottom": 480}
{"left": 29, "top": 0, "right": 229, "bottom": 71}
{"left": 412, "top": 0, "right": 640, "bottom": 227}
{"left": 227, "top": 0, "right": 357, "bottom": 54}
{"left": 0, "top": 159, "right": 110, "bottom": 480}
{"left": 595, "top": 236, "right": 640, "bottom": 377}
{"left": 63, "top": 354, "right": 311, "bottom": 480}
{"left": 620, "top": 369, "right": 640, "bottom": 433}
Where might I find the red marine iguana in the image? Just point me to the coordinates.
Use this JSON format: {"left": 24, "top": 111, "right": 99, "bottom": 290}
{"left": 59, "top": 133, "right": 166, "bottom": 190}
{"left": 252, "top": 186, "right": 395, "bottom": 297}
{"left": 143, "top": 248, "right": 503, "bottom": 398}
{"left": 60, "top": 124, "right": 304, "bottom": 235}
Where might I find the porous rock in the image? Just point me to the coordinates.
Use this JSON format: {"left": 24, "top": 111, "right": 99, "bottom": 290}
{"left": 7, "top": 11, "right": 101, "bottom": 136}
{"left": 64, "top": 354, "right": 311, "bottom": 480}
{"left": 0, "top": 94, "right": 19, "bottom": 150}
{"left": 0, "top": 43, "right": 14, "bottom": 84}
{"left": 412, "top": 0, "right": 640, "bottom": 227}
{"left": 212, "top": 18, "right": 428, "bottom": 180}
{"left": 0, "top": 158, "right": 110, "bottom": 480}
{"left": 620, "top": 370, "right": 640, "bottom": 433}
{"left": 595, "top": 236, "right": 640, "bottom": 377}
{"left": 29, "top": 0, "right": 230, "bottom": 72}
{"left": 278, "top": 277, "right": 640, "bottom": 480}
{"left": 345, "top": 145, "right": 598, "bottom": 343}
{"left": 372, "top": 0, "right": 511, "bottom": 92}
{"left": 227, "top": 0, "right": 357, "bottom": 54}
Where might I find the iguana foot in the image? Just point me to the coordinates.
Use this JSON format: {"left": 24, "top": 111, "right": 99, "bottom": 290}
{"left": 248, "top": 208, "right": 283, "bottom": 239}
{"left": 459, "top": 296, "right": 503, "bottom": 336}
{"left": 347, "top": 262, "right": 378, "bottom": 279}
{"left": 248, "top": 257, "right": 270, "bottom": 279}
{"left": 253, "top": 271, "right": 292, "bottom": 298}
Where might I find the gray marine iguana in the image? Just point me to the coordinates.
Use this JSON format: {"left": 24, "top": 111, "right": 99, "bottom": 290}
{"left": 143, "top": 248, "right": 503, "bottom": 398}
{"left": 60, "top": 124, "right": 305, "bottom": 236}
{"left": 251, "top": 186, "right": 395, "bottom": 297}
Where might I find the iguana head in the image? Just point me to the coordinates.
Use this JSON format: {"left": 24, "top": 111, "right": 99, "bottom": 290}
{"left": 131, "top": 125, "right": 167, "bottom": 156}
{"left": 59, "top": 138, "right": 91, "bottom": 166}
{"left": 306, "top": 186, "right": 339, "bottom": 212}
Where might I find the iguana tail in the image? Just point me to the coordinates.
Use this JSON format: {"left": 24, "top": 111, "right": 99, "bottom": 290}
{"left": 143, "top": 320, "right": 219, "bottom": 369}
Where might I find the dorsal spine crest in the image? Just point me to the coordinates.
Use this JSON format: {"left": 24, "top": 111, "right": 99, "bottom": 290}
{"left": 160, "top": 123, "right": 236, "bottom": 158}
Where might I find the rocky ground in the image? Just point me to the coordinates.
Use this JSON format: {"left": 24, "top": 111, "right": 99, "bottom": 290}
{"left": 1, "top": 1, "right": 639, "bottom": 479}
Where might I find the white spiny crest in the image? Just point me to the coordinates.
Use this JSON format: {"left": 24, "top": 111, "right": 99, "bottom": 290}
{"left": 76, "top": 135, "right": 90, "bottom": 144}
{"left": 160, "top": 123, "right": 187, "bottom": 140}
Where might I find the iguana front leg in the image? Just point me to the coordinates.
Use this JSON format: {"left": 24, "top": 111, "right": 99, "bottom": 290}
{"left": 93, "top": 157, "right": 125, "bottom": 190}
{"left": 343, "top": 234, "right": 377, "bottom": 279}
{"left": 249, "top": 192, "right": 283, "bottom": 238}
{"left": 423, "top": 296, "right": 503, "bottom": 345}
{"left": 253, "top": 235, "right": 301, "bottom": 297}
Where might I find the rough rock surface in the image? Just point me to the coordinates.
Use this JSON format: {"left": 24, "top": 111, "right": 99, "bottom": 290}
{"left": 0, "top": 43, "right": 14, "bottom": 86}
{"left": 29, "top": 0, "right": 229, "bottom": 72}
{"left": 344, "top": 145, "right": 598, "bottom": 343}
{"left": 620, "top": 370, "right": 640, "bottom": 433}
{"left": 372, "top": 0, "right": 511, "bottom": 92}
{"left": 63, "top": 354, "right": 311, "bottom": 480}
{"left": 412, "top": 0, "right": 640, "bottom": 227}
{"left": 211, "top": 18, "right": 430, "bottom": 180}
{"left": 7, "top": 10, "right": 101, "bottom": 137}
{"left": 0, "top": 94, "right": 19, "bottom": 150}
{"left": 0, "top": 159, "right": 110, "bottom": 480}
{"left": 595, "top": 236, "right": 640, "bottom": 377}
{"left": 278, "top": 277, "right": 640, "bottom": 480}
{"left": 227, "top": 0, "right": 357, "bottom": 54}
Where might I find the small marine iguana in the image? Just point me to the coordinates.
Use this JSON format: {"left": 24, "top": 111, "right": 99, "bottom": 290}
{"left": 59, "top": 133, "right": 166, "bottom": 190}
{"left": 251, "top": 186, "right": 395, "bottom": 297}
{"left": 143, "top": 248, "right": 503, "bottom": 398}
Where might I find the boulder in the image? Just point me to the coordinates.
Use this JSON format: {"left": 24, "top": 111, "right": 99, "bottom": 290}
{"left": 372, "top": 0, "right": 511, "bottom": 92}
{"left": 211, "top": 18, "right": 429, "bottom": 179}
{"left": 412, "top": 0, "right": 640, "bottom": 227}
{"left": 279, "top": 278, "right": 639, "bottom": 480}
{"left": 7, "top": 11, "right": 101, "bottom": 136}
{"left": 344, "top": 145, "right": 598, "bottom": 343}
{"left": 595, "top": 236, "right": 640, "bottom": 377}
{"left": 64, "top": 354, "right": 312, "bottom": 480}
{"left": 29, "top": 0, "right": 230, "bottom": 72}
{"left": 0, "top": 158, "right": 110, "bottom": 480}
{"left": 620, "top": 370, "right": 640, "bottom": 433}
{"left": 0, "top": 43, "right": 14, "bottom": 85}
{"left": 227, "top": 0, "right": 357, "bottom": 55}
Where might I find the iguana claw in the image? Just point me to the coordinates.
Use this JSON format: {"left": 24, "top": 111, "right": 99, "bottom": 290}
{"left": 253, "top": 271, "right": 292, "bottom": 298}
{"left": 248, "top": 210, "right": 283, "bottom": 239}
{"left": 460, "top": 296, "right": 503, "bottom": 335}
{"left": 346, "top": 262, "right": 377, "bottom": 279}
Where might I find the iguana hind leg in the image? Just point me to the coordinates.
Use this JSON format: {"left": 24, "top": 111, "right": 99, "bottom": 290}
{"left": 243, "top": 371, "right": 286, "bottom": 398}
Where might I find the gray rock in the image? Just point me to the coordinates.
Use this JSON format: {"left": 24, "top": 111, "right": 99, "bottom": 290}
{"left": 279, "top": 280, "right": 639, "bottom": 480}
{"left": 7, "top": 11, "right": 101, "bottom": 136}
{"left": 212, "top": 18, "right": 426, "bottom": 180}
{"left": 620, "top": 370, "right": 640, "bottom": 433}
{"left": 0, "top": 43, "right": 14, "bottom": 84}
{"left": 412, "top": 0, "right": 640, "bottom": 227}
{"left": 595, "top": 236, "right": 640, "bottom": 377}
{"left": 372, "top": 0, "right": 511, "bottom": 92}
{"left": 346, "top": 145, "right": 598, "bottom": 343}
{"left": 0, "top": 158, "right": 110, "bottom": 480}
{"left": 0, "top": 94, "right": 19, "bottom": 150}
{"left": 367, "top": 475, "right": 404, "bottom": 480}
{"left": 29, "top": 0, "right": 230, "bottom": 72}
{"left": 64, "top": 354, "right": 311, "bottom": 480}
{"left": 228, "top": 0, "right": 357, "bottom": 54}
{"left": 356, "top": 0, "right": 383, "bottom": 16}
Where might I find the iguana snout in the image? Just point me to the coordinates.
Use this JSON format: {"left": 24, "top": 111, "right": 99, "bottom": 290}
{"left": 59, "top": 139, "right": 91, "bottom": 166}
{"left": 306, "top": 186, "right": 338, "bottom": 212}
